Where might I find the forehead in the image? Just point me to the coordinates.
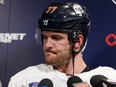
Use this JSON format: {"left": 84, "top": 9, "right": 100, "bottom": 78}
{"left": 42, "top": 31, "right": 68, "bottom": 36}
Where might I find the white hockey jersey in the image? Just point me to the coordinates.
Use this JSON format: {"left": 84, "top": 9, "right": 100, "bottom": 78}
{"left": 8, "top": 63, "right": 116, "bottom": 87}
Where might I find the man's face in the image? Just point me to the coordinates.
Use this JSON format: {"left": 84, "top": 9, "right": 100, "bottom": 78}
{"left": 42, "top": 31, "right": 72, "bottom": 68}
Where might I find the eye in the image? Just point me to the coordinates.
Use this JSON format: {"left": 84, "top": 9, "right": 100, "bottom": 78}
{"left": 51, "top": 35, "right": 63, "bottom": 41}
{"left": 42, "top": 34, "right": 48, "bottom": 40}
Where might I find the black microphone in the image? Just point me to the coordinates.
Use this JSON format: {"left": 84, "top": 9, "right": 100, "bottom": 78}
{"left": 90, "top": 75, "right": 108, "bottom": 87}
{"left": 101, "top": 78, "right": 116, "bottom": 87}
{"left": 67, "top": 76, "right": 82, "bottom": 87}
{"left": 38, "top": 78, "right": 53, "bottom": 87}
{"left": 67, "top": 76, "right": 89, "bottom": 87}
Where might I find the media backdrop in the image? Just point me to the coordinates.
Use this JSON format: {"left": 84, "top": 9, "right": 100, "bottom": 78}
{"left": 0, "top": 0, "right": 116, "bottom": 87}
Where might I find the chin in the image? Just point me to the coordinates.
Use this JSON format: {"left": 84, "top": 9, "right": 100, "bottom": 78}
{"left": 45, "top": 56, "right": 54, "bottom": 61}
{"left": 45, "top": 57, "right": 56, "bottom": 64}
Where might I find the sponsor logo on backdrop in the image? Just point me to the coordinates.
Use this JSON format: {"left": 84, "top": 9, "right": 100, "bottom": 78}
{"left": 0, "top": 33, "right": 26, "bottom": 43}
{"left": 0, "top": 0, "right": 4, "bottom": 4}
{"left": 105, "top": 33, "right": 116, "bottom": 46}
{"left": 112, "top": 0, "right": 116, "bottom": 5}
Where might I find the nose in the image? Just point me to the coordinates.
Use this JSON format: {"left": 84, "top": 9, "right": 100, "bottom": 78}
{"left": 44, "top": 38, "right": 54, "bottom": 48}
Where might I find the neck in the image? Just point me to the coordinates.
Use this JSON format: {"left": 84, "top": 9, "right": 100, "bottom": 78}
{"left": 65, "top": 53, "right": 87, "bottom": 75}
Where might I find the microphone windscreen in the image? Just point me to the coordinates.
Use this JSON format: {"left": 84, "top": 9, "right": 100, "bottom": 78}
{"left": 38, "top": 78, "right": 53, "bottom": 87}
{"left": 90, "top": 75, "right": 108, "bottom": 87}
{"left": 67, "top": 76, "right": 82, "bottom": 87}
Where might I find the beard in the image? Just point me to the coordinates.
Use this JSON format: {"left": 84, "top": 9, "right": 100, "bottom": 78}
{"left": 44, "top": 49, "right": 72, "bottom": 70}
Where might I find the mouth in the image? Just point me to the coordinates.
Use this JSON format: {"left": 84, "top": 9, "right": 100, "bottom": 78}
{"left": 44, "top": 48, "right": 57, "bottom": 57}
{"left": 45, "top": 52, "right": 57, "bottom": 58}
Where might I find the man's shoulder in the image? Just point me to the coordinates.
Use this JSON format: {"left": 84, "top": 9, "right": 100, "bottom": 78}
{"left": 79, "top": 66, "right": 116, "bottom": 80}
{"left": 8, "top": 64, "right": 67, "bottom": 87}
{"left": 88, "top": 66, "right": 116, "bottom": 75}
{"left": 10, "top": 64, "right": 54, "bottom": 80}
{"left": 93, "top": 66, "right": 116, "bottom": 72}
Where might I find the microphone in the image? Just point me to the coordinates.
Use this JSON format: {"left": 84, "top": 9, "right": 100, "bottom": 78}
{"left": 90, "top": 74, "right": 116, "bottom": 87}
{"left": 67, "top": 76, "right": 82, "bottom": 87}
{"left": 38, "top": 78, "right": 53, "bottom": 87}
{"left": 101, "top": 78, "right": 116, "bottom": 87}
{"left": 67, "top": 76, "right": 89, "bottom": 87}
{"left": 90, "top": 75, "right": 108, "bottom": 87}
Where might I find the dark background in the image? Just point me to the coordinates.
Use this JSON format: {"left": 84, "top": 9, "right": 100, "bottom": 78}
{"left": 0, "top": 0, "right": 116, "bottom": 87}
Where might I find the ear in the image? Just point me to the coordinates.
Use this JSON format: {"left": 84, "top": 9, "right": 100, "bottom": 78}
{"left": 74, "top": 34, "right": 84, "bottom": 52}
